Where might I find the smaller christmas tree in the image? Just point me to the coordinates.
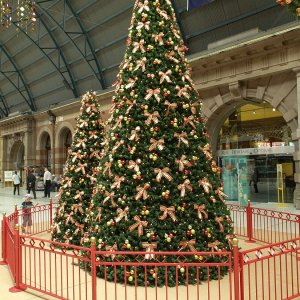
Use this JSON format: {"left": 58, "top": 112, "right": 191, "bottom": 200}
{"left": 51, "top": 91, "right": 105, "bottom": 246}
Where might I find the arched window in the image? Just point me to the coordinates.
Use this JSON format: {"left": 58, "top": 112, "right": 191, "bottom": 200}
{"left": 46, "top": 135, "right": 51, "bottom": 168}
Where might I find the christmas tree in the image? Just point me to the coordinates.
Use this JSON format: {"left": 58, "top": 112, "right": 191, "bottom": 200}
{"left": 276, "top": 0, "right": 300, "bottom": 17}
{"left": 51, "top": 91, "right": 105, "bottom": 246}
{"left": 88, "top": 0, "right": 233, "bottom": 286}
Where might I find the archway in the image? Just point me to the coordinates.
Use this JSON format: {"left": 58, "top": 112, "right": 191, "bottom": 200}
{"left": 9, "top": 140, "right": 25, "bottom": 184}
{"left": 39, "top": 131, "right": 52, "bottom": 169}
{"left": 56, "top": 126, "right": 73, "bottom": 174}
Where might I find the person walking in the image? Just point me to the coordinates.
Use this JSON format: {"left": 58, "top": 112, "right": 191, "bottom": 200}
{"left": 27, "top": 169, "right": 37, "bottom": 199}
{"left": 12, "top": 171, "right": 20, "bottom": 195}
{"left": 249, "top": 166, "right": 259, "bottom": 193}
{"left": 43, "top": 167, "right": 52, "bottom": 198}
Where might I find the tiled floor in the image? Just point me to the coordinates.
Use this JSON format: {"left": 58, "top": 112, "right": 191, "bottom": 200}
{"left": 0, "top": 187, "right": 299, "bottom": 300}
{"left": 0, "top": 186, "right": 56, "bottom": 215}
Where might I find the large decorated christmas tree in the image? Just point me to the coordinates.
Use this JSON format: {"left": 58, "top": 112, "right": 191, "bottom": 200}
{"left": 51, "top": 91, "right": 105, "bottom": 246}
{"left": 88, "top": 0, "right": 233, "bottom": 285}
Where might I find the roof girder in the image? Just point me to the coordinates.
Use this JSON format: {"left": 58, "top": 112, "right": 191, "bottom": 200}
{"left": 0, "top": 45, "right": 36, "bottom": 111}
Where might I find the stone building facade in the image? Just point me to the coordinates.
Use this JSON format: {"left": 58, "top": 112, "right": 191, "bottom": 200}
{"left": 1, "top": 24, "right": 300, "bottom": 209}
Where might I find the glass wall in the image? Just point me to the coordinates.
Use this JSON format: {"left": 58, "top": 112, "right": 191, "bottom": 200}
{"left": 217, "top": 104, "right": 295, "bottom": 203}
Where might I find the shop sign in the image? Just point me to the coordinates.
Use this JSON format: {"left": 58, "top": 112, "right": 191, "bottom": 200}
{"left": 217, "top": 146, "right": 294, "bottom": 157}
{"left": 4, "top": 171, "right": 14, "bottom": 181}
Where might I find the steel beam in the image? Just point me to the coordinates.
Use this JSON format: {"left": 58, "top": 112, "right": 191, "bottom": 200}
{"left": 36, "top": 0, "right": 106, "bottom": 89}
{"left": 0, "top": 93, "right": 9, "bottom": 116}
{"left": 64, "top": 0, "right": 106, "bottom": 89}
{"left": 185, "top": 3, "right": 278, "bottom": 40}
{"left": 37, "top": 14, "right": 79, "bottom": 97}
{"left": 0, "top": 46, "right": 36, "bottom": 111}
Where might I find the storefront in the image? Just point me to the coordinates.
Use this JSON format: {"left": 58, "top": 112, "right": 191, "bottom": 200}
{"left": 218, "top": 147, "right": 294, "bottom": 204}
{"left": 217, "top": 104, "right": 295, "bottom": 204}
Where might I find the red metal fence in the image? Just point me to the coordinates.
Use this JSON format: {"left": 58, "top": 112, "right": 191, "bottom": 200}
{"left": 1, "top": 200, "right": 300, "bottom": 300}
{"left": 228, "top": 201, "right": 300, "bottom": 244}
{"left": 18, "top": 234, "right": 237, "bottom": 300}
{"left": 240, "top": 237, "right": 300, "bottom": 300}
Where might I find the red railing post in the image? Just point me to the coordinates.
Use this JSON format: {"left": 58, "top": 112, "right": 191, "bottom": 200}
{"left": 246, "top": 200, "right": 255, "bottom": 243}
{"left": 232, "top": 238, "right": 240, "bottom": 300}
{"left": 14, "top": 204, "right": 19, "bottom": 227}
{"left": 239, "top": 250, "right": 245, "bottom": 300}
{"left": 90, "top": 237, "right": 97, "bottom": 300}
{"left": 298, "top": 214, "right": 300, "bottom": 237}
{"left": 49, "top": 198, "right": 53, "bottom": 226}
{"left": 0, "top": 213, "right": 7, "bottom": 265}
{"left": 9, "top": 224, "right": 25, "bottom": 293}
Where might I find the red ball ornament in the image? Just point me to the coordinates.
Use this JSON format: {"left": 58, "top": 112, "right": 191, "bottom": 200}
{"left": 111, "top": 221, "right": 116, "bottom": 226}
{"left": 170, "top": 121, "right": 174, "bottom": 125}
{"left": 169, "top": 234, "right": 174, "bottom": 238}
{"left": 154, "top": 127, "right": 159, "bottom": 132}
{"left": 204, "top": 230, "right": 209, "bottom": 236}
{"left": 151, "top": 235, "right": 156, "bottom": 241}
{"left": 165, "top": 194, "right": 170, "bottom": 199}
{"left": 187, "top": 230, "right": 191, "bottom": 236}
{"left": 150, "top": 269, "right": 155, "bottom": 275}
{"left": 164, "top": 92, "right": 168, "bottom": 97}
{"left": 182, "top": 202, "right": 187, "bottom": 208}
{"left": 141, "top": 105, "right": 145, "bottom": 110}
{"left": 184, "top": 170, "right": 189, "bottom": 176}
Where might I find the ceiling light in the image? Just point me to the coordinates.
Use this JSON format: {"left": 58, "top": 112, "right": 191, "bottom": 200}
{"left": 253, "top": 111, "right": 256, "bottom": 114}
{"left": 0, "top": 0, "right": 36, "bottom": 31}
{"left": 272, "top": 108, "right": 276, "bottom": 111}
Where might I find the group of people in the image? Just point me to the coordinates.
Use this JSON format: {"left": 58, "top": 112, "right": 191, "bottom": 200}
{"left": 13, "top": 167, "right": 62, "bottom": 199}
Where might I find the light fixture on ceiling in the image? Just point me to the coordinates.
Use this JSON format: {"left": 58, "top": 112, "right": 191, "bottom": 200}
{"left": 253, "top": 110, "right": 256, "bottom": 114}
{"left": 272, "top": 108, "right": 276, "bottom": 112}
{"left": 0, "top": 0, "right": 36, "bottom": 31}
